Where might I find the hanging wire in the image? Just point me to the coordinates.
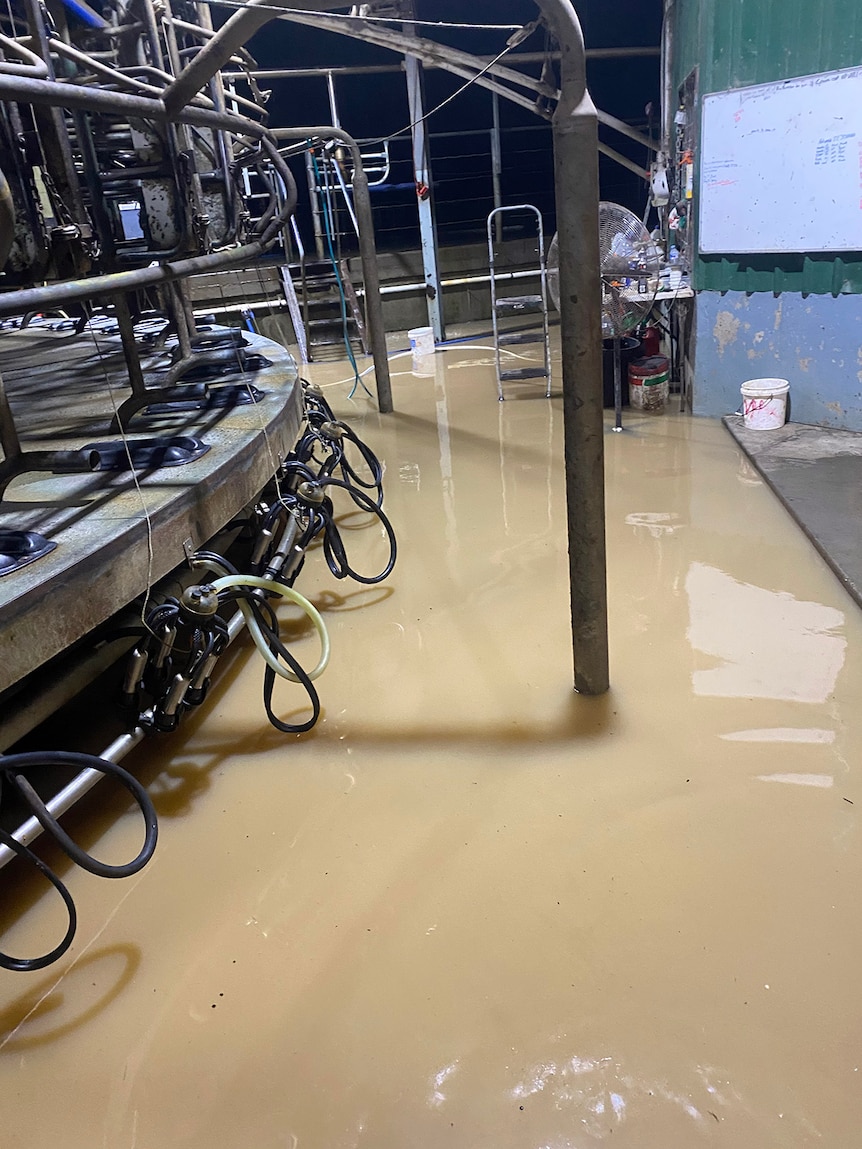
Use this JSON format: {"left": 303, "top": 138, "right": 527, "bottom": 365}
{"left": 372, "top": 41, "right": 522, "bottom": 146}
{"left": 85, "top": 316, "right": 157, "bottom": 629}
{"left": 212, "top": 269, "right": 287, "bottom": 504}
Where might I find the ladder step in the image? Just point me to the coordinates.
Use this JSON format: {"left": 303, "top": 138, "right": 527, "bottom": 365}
{"left": 498, "top": 367, "right": 549, "bottom": 382}
{"left": 498, "top": 331, "right": 545, "bottom": 346}
{"left": 495, "top": 295, "right": 544, "bottom": 315}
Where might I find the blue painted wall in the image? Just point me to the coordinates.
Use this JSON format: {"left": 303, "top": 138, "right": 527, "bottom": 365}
{"left": 693, "top": 293, "right": 862, "bottom": 429}
{"left": 671, "top": 0, "right": 862, "bottom": 427}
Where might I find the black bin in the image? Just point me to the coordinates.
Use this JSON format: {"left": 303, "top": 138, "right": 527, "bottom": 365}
{"left": 601, "top": 337, "right": 641, "bottom": 407}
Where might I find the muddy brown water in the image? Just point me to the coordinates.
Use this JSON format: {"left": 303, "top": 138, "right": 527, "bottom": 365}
{"left": 1, "top": 346, "right": 860, "bottom": 1147}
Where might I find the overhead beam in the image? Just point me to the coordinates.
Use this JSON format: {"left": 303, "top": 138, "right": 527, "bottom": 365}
{"left": 166, "top": 7, "right": 657, "bottom": 168}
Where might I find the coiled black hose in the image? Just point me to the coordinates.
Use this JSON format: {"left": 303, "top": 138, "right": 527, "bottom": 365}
{"left": 315, "top": 478, "right": 397, "bottom": 585}
{"left": 317, "top": 424, "right": 384, "bottom": 507}
{"left": 0, "top": 828, "right": 77, "bottom": 972}
{"left": 293, "top": 402, "right": 385, "bottom": 509}
{"left": 0, "top": 751, "right": 158, "bottom": 972}
{"left": 1, "top": 753, "right": 158, "bottom": 880}
{"left": 218, "top": 589, "right": 321, "bottom": 733}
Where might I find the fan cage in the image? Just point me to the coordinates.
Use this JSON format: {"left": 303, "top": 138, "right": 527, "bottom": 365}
{"left": 546, "top": 202, "right": 662, "bottom": 336}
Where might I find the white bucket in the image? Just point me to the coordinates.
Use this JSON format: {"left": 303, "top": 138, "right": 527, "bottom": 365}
{"left": 408, "top": 325, "right": 435, "bottom": 359}
{"left": 740, "top": 377, "right": 789, "bottom": 430}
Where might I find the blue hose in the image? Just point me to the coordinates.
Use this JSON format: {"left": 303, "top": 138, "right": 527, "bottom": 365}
{"left": 59, "top": 0, "right": 109, "bottom": 29}
{"left": 310, "top": 153, "right": 372, "bottom": 400}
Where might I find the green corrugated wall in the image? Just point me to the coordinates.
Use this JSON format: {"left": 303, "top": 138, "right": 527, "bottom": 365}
{"left": 672, "top": 0, "right": 862, "bottom": 293}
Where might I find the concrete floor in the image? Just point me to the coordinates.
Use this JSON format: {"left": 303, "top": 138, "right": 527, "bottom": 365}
{"left": 1, "top": 343, "right": 861, "bottom": 1147}
{"left": 725, "top": 415, "right": 862, "bottom": 609}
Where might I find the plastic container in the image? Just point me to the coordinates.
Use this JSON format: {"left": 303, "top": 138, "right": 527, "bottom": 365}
{"left": 740, "top": 378, "right": 789, "bottom": 430}
{"left": 639, "top": 326, "right": 661, "bottom": 358}
{"left": 629, "top": 355, "right": 669, "bottom": 412}
{"left": 408, "top": 326, "right": 434, "bottom": 359}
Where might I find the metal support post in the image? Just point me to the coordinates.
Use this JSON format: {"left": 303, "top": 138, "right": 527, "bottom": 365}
{"left": 171, "top": 281, "right": 193, "bottom": 359}
{"left": 404, "top": 50, "right": 444, "bottom": 342}
{"left": 305, "top": 150, "right": 326, "bottom": 261}
{"left": 155, "top": 0, "right": 609, "bottom": 691}
{"left": 538, "top": 0, "right": 609, "bottom": 695}
{"left": 112, "top": 294, "right": 147, "bottom": 400}
{"left": 491, "top": 91, "right": 503, "bottom": 243}
{"left": 0, "top": 368, "right": 22, "bottom": 463}
{"left": 326, "top": 71, "right": 340, "bottom": 128}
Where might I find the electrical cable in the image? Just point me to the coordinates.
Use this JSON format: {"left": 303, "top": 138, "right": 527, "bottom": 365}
{"left": 296, "top": 409, "right": 384, "bottom": 505}
{"left": 326, "top": 423, "right": 384, "bottom": 497}
{"left": 373, "top": 41, "right": 521, "bottom": 146}
{"left": 0, "top": 750, "right": 158, "bottom": 971}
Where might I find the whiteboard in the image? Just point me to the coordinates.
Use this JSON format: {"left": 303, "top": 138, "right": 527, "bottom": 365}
{"left": 699, "top": 66, "right": 862, "bottom": 254}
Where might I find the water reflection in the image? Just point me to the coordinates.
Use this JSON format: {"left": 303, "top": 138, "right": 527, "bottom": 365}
{"left": 721, "top": 727, "right": 836, "bottom": 743}
{"left": 624, "top": 511, "right": 683, "bottom": 538}
{"left": 756, "top": 773, "right": 834, "bottom": 788}
{"left": 686, "top": 562, "right": 846, "bottom": 701}
{"left": 506, "top": 1051, "right": 732, "bottom": 1136}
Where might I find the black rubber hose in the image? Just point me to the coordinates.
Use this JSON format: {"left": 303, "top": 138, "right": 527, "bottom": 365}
{"left": 281, "top": 458, "right": 321, "bottom": 489}
{"left": 194, "top": 549, "right": 239, "bottom": 576}
{"left": 0, "top": 828, "right": 77, "bottom": 972}
{"left": 241, "top": 595, "right": 321, "bottom": 733}
{"left": 316, "top": 477, "right": 397, "bottom": 584}
{"left": 300, "top": 385, "right": 336, "bottom": 421}
{"left": 316, "top": 438, "right": 383, "bottom": 509}
{"left": 0, "top": 752, "right": 158, "bottom": 880}
{"left": 336, "top": 425, "right": 384, "bottom": 501}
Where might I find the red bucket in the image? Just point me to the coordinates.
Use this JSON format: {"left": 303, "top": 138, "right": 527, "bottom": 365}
{"left": 629, "top": 355, "right": 669, "bottom": 413}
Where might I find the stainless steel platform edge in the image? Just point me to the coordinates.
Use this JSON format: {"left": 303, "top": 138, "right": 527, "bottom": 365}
{"left": 0, "top": 547, "right": 247, "bottom": 870}
{"left": 0, "top": 329, "right": 302, "bottom": 695}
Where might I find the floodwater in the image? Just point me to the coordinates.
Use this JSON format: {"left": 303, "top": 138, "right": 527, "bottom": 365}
{"left": 1, "top": 343, "right": 861, "bottom": 1147}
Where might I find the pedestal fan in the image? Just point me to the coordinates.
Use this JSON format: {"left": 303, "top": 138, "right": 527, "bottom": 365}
{"left": 547, "top": 202, "right": 661, "bottom": 430}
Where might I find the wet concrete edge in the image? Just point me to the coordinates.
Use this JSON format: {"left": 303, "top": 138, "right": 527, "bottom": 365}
{"left": 723, "top": 415, "right": 862, "bottom": 611}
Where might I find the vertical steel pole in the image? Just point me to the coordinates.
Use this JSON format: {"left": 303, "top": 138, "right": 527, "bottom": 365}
{"left": 403, "top": 2, "right": 444, "bottom": 342}
{"left": 538, "top": 0, "right": 609, "bottom": 694}
{"left": 351, "top": 158, "right": 393, "bottom": 413}
{"left": 491, "top": 91, "right": 503, "bottom": 244}
{"left": 305, "top": 149, "right": 326, "bottom": 262}
{"left": 326, "top": 71, "right": 340, "bottom": 128}
{"left": 0, "top": 368, "right": 22, "bottom": 462}
{"left": 112, "top": 293, "right": 147, "bottom": 398}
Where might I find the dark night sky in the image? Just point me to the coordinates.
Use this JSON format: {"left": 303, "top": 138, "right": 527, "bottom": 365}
{"left": 240, "top": 2, "right": 662, "bottom": 250}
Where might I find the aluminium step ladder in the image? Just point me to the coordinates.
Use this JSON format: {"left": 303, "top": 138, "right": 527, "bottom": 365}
{"left": 487, "top": 204, "right": 552, "bottom": 401}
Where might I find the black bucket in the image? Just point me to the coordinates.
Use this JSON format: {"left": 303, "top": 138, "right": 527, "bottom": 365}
{"left": 601, "top": 337, "right": 641, "bottom": 408}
